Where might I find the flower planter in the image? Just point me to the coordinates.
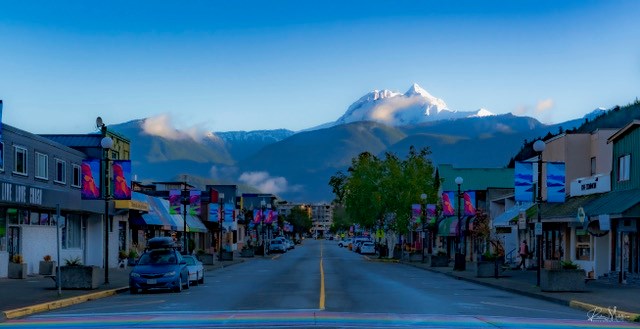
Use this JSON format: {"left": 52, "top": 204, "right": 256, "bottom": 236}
{"left": 197, "top": 253, "right": 215, "bottom": 265}
{"left": 220, "top": 251, "right": 233, "bottom": 261}
{"left": 540, "top": 268, "right": 586, "bottom": 292}
{"left": 39, "top": 261, "right": 56, "bottom": 275}
{"left": 476, "top": 260, "right": 502, "bottom": 277}
{"left": 240, "top": 249, "right": 255, "bottom": 258}
{"left": 8, "top": 263, "right": 27, "bottom": 279}
{"left": 409, "top": 252, "right": 423, "bottom": 262}
{"left": 430, "top": 255, "right": 450, "bottom": 267}
{"left": 59, "top": 266, "right": 100, "bottom": 289}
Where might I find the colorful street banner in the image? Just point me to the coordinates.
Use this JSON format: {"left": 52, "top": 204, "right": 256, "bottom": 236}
{"left": 224, "top": 203, "right": 234, "bottom": 223}
{"left": 0, "top": 100, "right": 3, "bottom": 141}
{"left": 168, "top": 190, "right": 181, "bottom": 215}
{"left": 81, "top": 159, "right": 101, "bottom": 200}
{"left": 253, "top": 209, "right": 262, "bottom": 224}
{"left": 411, "top": 204, "right": 421, "bottom": 224}
{"left": 546, "top": 162, "right": 566, "bottom": 203}
{"left": 515, "top": 162, "right": 534, "bottom": 202}
{"left": 426, "top": 204, "right": 436, "bottom": 218}
{"left": 209, "top": 203, "right": 220, "bottom": 222}
{"left": 264, "top": 210, "right": 275, "bottom": 224}
{"left": 441, "top": 191, "right": 455, "bottom": 216}
{"left": 463, "top": 191, "right": 476, "bottom": 216}
{"left": 111, "top": 160, "right": 132, "bottom": 200}
{"left": 189, "top": 190, "right": 202, "bottom": 216}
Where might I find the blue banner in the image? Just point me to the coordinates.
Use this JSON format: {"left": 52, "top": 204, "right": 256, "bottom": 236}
{"left": 546, "top": 162, "right": 566, "bottom": 203}
{"left": 209, "top": 203, "right": 220, "bottom": 222}
{"left": 515, "top": 162, "right": 534, "bottom": 202}
{"left": 224, "top": 203, "right": 234, "bottom": 223}
{"left": 0, "top": 99, "right": 3, "bottom": 141}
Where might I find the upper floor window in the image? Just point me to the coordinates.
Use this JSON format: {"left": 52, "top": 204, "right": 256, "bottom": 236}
{"left": 35, "top": 152, "right": 48, "bottom": 180}
{"left": 618, "top": 154, "right": 631, "bottom": 181}
{"left": 13, "top": 146, "right": 27, "bottom": 176}
{"left": 72, "top": 164, "right": 81, "bottom": 188}
{"left": 0, "top": 142, "right": 4, "bottom": 172}
{"left": 55, "top": 159, "right": 66, "bottom": 184}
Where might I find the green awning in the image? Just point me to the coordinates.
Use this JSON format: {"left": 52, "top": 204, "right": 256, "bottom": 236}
{"left": 584, "top": 189, "right": 640, "bottom": 218}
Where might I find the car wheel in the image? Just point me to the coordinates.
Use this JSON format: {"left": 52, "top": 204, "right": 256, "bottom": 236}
{"left": 184, "top": 275, "right": 190, "bottom": 290}
{"left": 199, "top": 273, "right": 204, "bottom": 284}
{"left": 174, "top": 277, "right": 183, "bottom": 293}
{"left": 192, "top": 278, "right": 198, "bottom": 286}
{"left": 129, "top": 286, "right": 138, "bottom": 294}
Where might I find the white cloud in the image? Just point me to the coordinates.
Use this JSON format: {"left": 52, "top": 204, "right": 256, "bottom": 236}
{"left": 536, "top": 98, "right": 555, "bottom": 113}
{"left": 141, "top": 113, "right": 209, "bottom": 142}
{"left": 238, "top": 171, "right": 292, "bottom": 195}
{"left": 511, "top": 98, "right": 556, "bottom": 123}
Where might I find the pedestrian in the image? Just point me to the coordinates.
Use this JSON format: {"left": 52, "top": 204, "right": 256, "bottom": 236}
{"left": 518, "top": 240, "right": 529, "bottom": 270}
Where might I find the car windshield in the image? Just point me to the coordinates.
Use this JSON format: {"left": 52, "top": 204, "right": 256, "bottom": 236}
{"left": 182, "top": 256, "right": 196, "bottom": 265}
{"left": 137, "top": 249, "right": 177, "bottom": 265}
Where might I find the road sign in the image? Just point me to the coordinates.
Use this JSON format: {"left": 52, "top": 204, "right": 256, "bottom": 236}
{"left": 577, "top": 207, "right": 586, "bottom": 223}
{"left": 535, "top": 222, "right": 542, "bottom": 236}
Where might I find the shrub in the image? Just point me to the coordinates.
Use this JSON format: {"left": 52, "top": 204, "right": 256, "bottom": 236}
{"left": 560, "top": 260, "right": 579, "bottom": 270}
{"left": 11, "top": 254, "right": 24, "bottom": 264}
{"left": 118, "top": 250, "right": 128, "bottom": 260}
{"left": 43, "top": 255, "right": 52, "bottom": 262}
{"left": 64, "top": 257, "right": 83, "bottom": 266}
{"left": 128, "top": 249, "right": 138, "bottom": 259}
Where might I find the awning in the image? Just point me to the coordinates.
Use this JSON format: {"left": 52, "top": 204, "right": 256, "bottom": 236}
{"left": 534, "top": 194, "right": 603, "bottom": 222}
{"left": 115, "top": 193, "right": 150, "bottom": 212}
{"left": 437, "top": 217, "right": 459, "bottom": 237}
{"left": 583, "top": 189, "right": 640, "bottom": 218}
{"left": 492, "top": 203, "right": 533, "bottom": 227}
{"left": 184, "top": 214, "right": 207, "bottom": 233}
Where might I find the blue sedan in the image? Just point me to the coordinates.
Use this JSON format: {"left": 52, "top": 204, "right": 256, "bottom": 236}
{"left": 129, "top": 248, "right": 189, "bottom": 294}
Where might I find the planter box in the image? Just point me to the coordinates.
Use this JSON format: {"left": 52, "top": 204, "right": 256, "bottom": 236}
{"left": 220, "top": 251, "right": 233, "bottom": 261}
{"left": 476, "top": 260, "right": 502, "bottom": 278}
{"left": 197, "top": 253, "right": 215, "bottom": 265}
{"left": 60, "top": 266, "right": 99, "bottom": 289}
{"left": 8, "top": 262, "right": 27, "bottom": 279}
{"left": 409, "top": 252, "right": 423, "bottom": 262}
{"left": 540, "top": 269, "right": 586, "bottom": 292}
{"left": 430, "top": 255, "right": 450, "bottom": 267}
{"left": 545, "top": 260, "right": 562, "bottom": 270}
{"left": 39, "top": 261, "right": 56, "bottom": 275}
{"left": 240, "top": 249, "right": 255, "bottom": 258}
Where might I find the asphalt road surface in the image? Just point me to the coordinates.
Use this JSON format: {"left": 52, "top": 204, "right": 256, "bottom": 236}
{"left": 1, "top": 240, "right": 637, "bottom": 328}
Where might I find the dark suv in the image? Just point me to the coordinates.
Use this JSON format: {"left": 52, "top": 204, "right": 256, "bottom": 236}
{"left": 129, "top": 237, "right": 189, "bottom": 294}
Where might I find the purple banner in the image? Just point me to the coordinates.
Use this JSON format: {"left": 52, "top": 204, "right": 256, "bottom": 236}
{"left": 189, "top": 190, "right": 201, "bottom": 216}
{"left": 411, "top": 204, "right": 421, "bottom": 224}
{"left": 426, "top": 204, "right": 436, "bottom": 218}
{"left": 169, "top": 190, "right": 181, "bottom": 215}
{"left": 81, "top": 159, "right": 101, "bottom": 200}
{"left": 253, "top": 209, "right": 262, "bottom": 224}
{"left": 441, "top": 191, "right": 455, "bottom": 216}
{"left": 111, "top": 160, "right": 132, "bottom": 200}
{"left": 463, "top": 191, "right": 476, "bottom": 216}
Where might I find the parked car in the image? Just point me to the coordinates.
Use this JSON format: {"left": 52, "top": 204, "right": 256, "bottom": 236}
{"left": 269, "top": 239, "right": 287, "bottom": 253}
{"left": 182, "top": 255, "right": 204, "bottom": 285}
{"left": 360, "top": 242, "right": 376, "bottom": 255}
{"left": 129, "top": 237, "right": 189, "bottom": 294}
{"left": 338, "top": 238, "right": 352, "bottom": 248}
{"left": 285, "top": 238, "right": 295, "bottom": 250}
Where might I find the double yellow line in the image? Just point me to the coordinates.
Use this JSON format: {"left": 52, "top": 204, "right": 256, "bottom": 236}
{"left": 319, "top": 240, "right": 325, "bottom": 310}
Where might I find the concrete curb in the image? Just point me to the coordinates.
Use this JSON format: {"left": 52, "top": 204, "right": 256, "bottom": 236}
{"left": 401, "top": 261, "right": 640, "bottom": 323}
{"left": 363, "top": 255, "right": 399, "bottom": 263}
{"left": 2, "top": 286, "right": 129, "bottom": 320}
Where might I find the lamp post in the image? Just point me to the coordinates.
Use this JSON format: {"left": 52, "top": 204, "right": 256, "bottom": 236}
{"left": 180, "top": 176, "right": 189, "bottom": 255}
{"left": 454, "top": 176, "right": 465, "bottom": 271}
{"left": 420, "top": 193, "right": 427, "bottom": 263}
{"left": 260, "top": 200, "right": 267, "bottom": 256}
{"left": 533, "top": 139, "right": 545, "bottom": 286}
{"left": 218, "top": 193, "right": 224, "bottom": 261}
{"left": 97, "top": 117, "right": 114, "bottom": 285}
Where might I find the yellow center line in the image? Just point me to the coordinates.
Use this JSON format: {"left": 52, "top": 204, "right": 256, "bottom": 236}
{"left": 319, "top": 240, "right": 325, "bottom": 310}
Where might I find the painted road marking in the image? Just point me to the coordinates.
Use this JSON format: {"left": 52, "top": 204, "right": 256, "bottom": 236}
{"left": 319, "top": 240, "right": 325, "bottom": 310}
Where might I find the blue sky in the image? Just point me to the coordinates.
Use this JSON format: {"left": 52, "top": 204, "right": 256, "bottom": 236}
{"left": 1, "top": 0, "right": 638, "bottom": 134}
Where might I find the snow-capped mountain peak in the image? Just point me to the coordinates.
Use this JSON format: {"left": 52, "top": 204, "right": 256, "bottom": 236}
{"left": 473, "top": 108, "right": 495, "bottom": 117}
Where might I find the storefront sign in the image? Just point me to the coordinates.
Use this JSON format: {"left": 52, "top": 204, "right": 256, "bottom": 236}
{"left": 1, "top": 182, "right": 43, "bottom": 205}
{"left": 570, "top": 174, "right": 611, "bottom": 197}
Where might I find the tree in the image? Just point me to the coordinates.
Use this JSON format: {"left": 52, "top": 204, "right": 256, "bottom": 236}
{"left": 287, "top": 206, "right": 312, "bottom": 237}
{"left": 328, "top": 171, "right": 347, "bottom": 204}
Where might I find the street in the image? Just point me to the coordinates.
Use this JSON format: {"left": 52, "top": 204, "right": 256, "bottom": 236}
{"left": 1, "top": 239, "right": 637, "bottom": 328}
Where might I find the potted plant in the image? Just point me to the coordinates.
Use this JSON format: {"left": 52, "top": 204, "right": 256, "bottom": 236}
{"left": 240, "top": 244, "right": 255, "bottom": 258}
{"left": 127, "top": 249, "right": 138, "bottom": 266}
{"left": 8, "top": 254, "right": 27, "bottom": 279}
{"left": 540, "top": 260, "right": 586, "bottom": 292}
{"left": 430, "top": 250, "right": 450, "bottom": 267}
{"left": 476, "top": 251, "right": 503, "bottom": 278}
{"left": 39, "top": 255, "right": 56, "bottom": 275}
{"left": 59, "top": 257, "right": 99, "bottom": 289}
{"left": 196, "top": 249, "right": 214, "bottom": 265}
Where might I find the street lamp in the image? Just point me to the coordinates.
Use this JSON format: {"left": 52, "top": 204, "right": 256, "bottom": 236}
{"left": 533, "top": 139, "right": 545, "bottom": 286}
{"left": 218, "top": 193, "right": 225, "bottom": 261}
{"left": 454, "top": 176, "right": 465, "bottom": 271}
{"left": 180, "top": 176, "right": 189, "bottom": 255}
{"left": 97, "top": 117, "right": 114, "bottom": 285}
{"left": 420, "top": 193, "right": 427, "bottom": 263}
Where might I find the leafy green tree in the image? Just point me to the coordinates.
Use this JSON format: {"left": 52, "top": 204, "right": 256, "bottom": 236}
{"left": 287, "top": 206, "right": 312, "bottom": 237}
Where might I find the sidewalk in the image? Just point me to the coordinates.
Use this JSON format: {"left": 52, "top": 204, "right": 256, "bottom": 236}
{"left": 397, "top": 258, "right": 640, "bottom": 321}
{"left": 0, "top": 256, "right": 247, "bottom": 321}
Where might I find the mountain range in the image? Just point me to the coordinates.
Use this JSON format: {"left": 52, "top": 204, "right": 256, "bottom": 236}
{"left": 109, "top": 84, "right": 594, "bottom": 202}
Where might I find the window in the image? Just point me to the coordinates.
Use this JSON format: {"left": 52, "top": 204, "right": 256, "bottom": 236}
{"left": 72, "top": 164, "right": 81, "bottom": 188}
{"left": 54, "top": 159, "right": 66, "bottom": 184}
{"left": 13, "top": 146, "right": 27, "bottom": 176}
{"left": 63, "top": 214, "right": 82, "bottom": 249}
{"left": 590, "top": 157, "right": 596, "bottom": 176}
{"left": 0, "top": 142, "right": 4, "bottom": 172}
{"left": 618, "top": 154, "right": 631, "bottom": 181}
{"left": 35, "top": 152, "right": 48, "bottom": 180}
{"left": 575, "top": 231, "right": 591, "bottom": 261}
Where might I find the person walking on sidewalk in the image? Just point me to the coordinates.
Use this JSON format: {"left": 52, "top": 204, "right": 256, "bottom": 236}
{"left": 518, "top": 240, "right": 529, "bottom": 270}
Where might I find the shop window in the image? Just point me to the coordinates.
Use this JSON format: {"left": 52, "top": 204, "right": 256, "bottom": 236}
{"left": 0, "top": 208, "right": 6, "bottom": 251}
{"left": 63, "top": 214, "right": 81, "bottom": 249}
{"left": 6, "top": 208, "right": 28, "bottom": 225}
{"left": 35, "top": 152, "right": 48, "bottom": 180}
{"left": 13, "top": 146, "right": 28, "bottom": 176}
{"left": 576, "top": 231, "right": 591, "bottom": 261}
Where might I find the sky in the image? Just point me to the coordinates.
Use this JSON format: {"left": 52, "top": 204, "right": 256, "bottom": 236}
{"left": 1, "top": 0, "right": 639, "bottom": 135}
